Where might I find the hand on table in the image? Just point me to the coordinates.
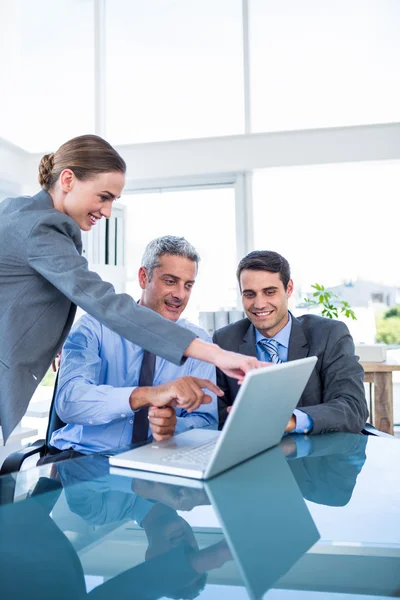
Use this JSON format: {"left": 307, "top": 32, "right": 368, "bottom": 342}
{"left": 285, "top": 414, "right": 296, "bottom": 433}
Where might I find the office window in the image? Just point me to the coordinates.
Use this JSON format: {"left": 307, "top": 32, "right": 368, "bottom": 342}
{"left": 0, "top": 0, "right": 95, "bottom": 152}
{"left": 120, "top": 187, "right": 237, "bottom": 324}
{"left": 105, "top": 0, "right": 244, "bottom": 144}
{"left": 252, "top": 161, "right": 400, "bottom": 343}
{"left": 250, "top": 0, "right": 400, "bottom": 132}
{"left": 253, "top": 161, "right": 400, "bottom": 288}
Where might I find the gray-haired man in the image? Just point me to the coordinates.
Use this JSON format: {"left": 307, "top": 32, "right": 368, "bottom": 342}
{"left": 50, "top": 236, "right": 219, "bottom": 456}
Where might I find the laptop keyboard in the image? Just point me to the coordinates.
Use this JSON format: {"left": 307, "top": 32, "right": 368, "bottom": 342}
{"left": 160, "top": 439, "right": 217, "bottom": 465}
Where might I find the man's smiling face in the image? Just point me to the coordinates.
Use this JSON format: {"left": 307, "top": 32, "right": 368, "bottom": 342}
{"left": 139, "top": 254, "right": 196, "bottom": 321}
{"left": 240, "top": 269, "right": 293, "bottom": 337}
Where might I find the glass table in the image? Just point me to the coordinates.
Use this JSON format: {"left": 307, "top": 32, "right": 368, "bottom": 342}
{"left": 0, "top": 432, "right": 399, "bottom": 599}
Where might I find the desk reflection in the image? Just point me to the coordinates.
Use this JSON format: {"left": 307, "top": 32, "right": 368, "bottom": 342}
{"left": 0, "top": 445, "right": 319, "bottom": 600}
{"left": 281, "top": 432, "right": 368, "bottom": 506}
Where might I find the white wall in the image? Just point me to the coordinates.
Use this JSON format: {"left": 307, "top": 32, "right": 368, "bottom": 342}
{"left": 0, "top": 137, "right": 29, "bottom": 198}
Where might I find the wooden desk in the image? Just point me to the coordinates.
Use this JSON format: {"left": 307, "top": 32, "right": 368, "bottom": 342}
{"left": 362, "top": 359, "right": 400, "bottom": 435}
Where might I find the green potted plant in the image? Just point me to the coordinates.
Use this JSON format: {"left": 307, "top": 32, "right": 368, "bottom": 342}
{"left": 304, "top": 283, "right": 356, "bottom": 320}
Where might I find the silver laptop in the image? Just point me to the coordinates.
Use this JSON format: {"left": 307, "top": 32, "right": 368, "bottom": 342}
{"left": 109, "top": 356, "right": 317, "bottom": 480}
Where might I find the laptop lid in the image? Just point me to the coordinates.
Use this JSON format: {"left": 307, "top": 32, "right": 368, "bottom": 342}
{"left": 204, "top": 356, "right": 317, "bottom": 478}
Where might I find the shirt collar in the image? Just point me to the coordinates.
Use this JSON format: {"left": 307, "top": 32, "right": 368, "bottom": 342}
{"left": 255, "top": 313, "right": 292, "bottom": 348}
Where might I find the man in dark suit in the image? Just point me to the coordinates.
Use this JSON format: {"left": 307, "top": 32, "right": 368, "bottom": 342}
{"left": 213, "top": 250, "right": 368, "bottom": 434}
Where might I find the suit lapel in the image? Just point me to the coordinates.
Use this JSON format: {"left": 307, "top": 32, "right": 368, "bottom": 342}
{"left": 288, "top": 315, "right": 309, "bottom": 361}
{"left": 238, "top": 316, "right": 309, "bottom": 360}
{"left": 239, "top": 322, "right": 258, "bottom": 358}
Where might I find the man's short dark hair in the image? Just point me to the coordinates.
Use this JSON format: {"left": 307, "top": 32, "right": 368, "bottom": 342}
{"left": 236, "top": 250, "right": 291, "bottom": 289}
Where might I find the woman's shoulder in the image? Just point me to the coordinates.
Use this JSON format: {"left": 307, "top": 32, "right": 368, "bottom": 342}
{"left": 1, "top": 191, "right": 76, "bottom": 231}
{"left": 21, "top": 192, "right": 82, "bottom": 240}
{"left": 1, "top": 189, "right": 50, "bottom": 207}
{"left": 0, "top": 193, "right": 33, "bottom": 216}
{"left": 0, "top": 192, "right": 62, "bottom": 240}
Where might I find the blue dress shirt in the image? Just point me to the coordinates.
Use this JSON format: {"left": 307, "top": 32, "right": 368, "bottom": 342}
{"left": 51, "top": 314, "right": 218, "bottom": 454}
{"left": 255, "top": 314, "right": 313, "bottom": 434}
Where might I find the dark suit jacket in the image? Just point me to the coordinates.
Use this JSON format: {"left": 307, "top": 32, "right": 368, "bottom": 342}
{"left": 0, "top": 191, "right": 195, "bottom": 442}
{"left": 213, "top": 314, "right": 368, "bottom": 434}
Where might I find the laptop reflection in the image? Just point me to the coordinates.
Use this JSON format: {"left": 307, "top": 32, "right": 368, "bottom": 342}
{"left": 108, "top": 445, "right": 320, "bottom": 600}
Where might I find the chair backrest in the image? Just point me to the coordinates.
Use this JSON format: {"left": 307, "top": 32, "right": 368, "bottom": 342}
{"left": 45, "top": 372, "right": 67, "bottom": 448}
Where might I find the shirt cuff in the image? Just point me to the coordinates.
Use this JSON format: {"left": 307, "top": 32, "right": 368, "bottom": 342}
{"left": 293, "top": 409, "right": 313, "bottom": 434}
{"left": 125, "top": 386, "right": 145, "bottom": 413}
{"left": 103, "top": 386, "right": 136, "bottom": 420}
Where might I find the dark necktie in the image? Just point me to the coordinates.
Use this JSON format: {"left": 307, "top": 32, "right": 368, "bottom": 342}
{"left": 131, "top": 350, "right": 156, "bottom": 444}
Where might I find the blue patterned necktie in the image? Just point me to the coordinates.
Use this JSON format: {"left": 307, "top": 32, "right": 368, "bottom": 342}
{"left": 258, "top": 338, "right": 282, "bottom": 364}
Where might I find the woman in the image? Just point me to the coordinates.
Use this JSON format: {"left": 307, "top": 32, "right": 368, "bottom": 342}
{"left": 0, "top": 134, "right": 262, "bottom": 442}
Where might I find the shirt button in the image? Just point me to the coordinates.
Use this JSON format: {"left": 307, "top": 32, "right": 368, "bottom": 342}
{"left": 304, "top": 428, "right": 309, "bottom": 434}
{"left": 129, "top": 420, "right": 133, "bottom": 424}
{"left": 121, "top": 413, "right": 126, "bottom": 418}
{"left": 88, "top": 420, "right": 93, "bottom": 425}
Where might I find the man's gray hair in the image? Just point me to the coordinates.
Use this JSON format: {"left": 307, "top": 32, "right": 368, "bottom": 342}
{"left": 141, "top": 235, "right": 200, "bottom": 280}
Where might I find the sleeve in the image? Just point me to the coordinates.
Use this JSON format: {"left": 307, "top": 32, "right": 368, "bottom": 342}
{"left": 26, "top": 213, "right": 196, "bottom": 365}
{"left": 55, "top": 317, "right": 135, "bottom": 426}
{"left": 299, "top": 321, "right": 369, "bottom": 434}
{"left": 292, "top": 409, "right": 314, "bottom": 434}
{"left": 174, "top": 355, "right": 218, "bottom": 433}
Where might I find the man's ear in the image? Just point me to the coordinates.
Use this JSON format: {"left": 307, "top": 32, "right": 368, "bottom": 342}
{"left": 138, "top": 266, "right": 148, "bottom": 290}
{"left": 286, "top": 279, "right": 294, "bottom": 299}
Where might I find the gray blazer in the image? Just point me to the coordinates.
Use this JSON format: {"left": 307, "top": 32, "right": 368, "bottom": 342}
{"left": 0, "top": 191, "right": 195, "bottom": 442}
{"left": 213, "top": 314, "right": 368, "bottom": 434}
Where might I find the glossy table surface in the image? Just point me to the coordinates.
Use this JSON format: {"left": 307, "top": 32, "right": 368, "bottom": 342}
{"left": 1, "top": 433, "right": 399, "bottom": 600}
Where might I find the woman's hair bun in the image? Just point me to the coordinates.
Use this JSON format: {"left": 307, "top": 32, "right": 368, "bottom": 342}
{"left": 38, "top": 153, "right": 55, "bottom": 189}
